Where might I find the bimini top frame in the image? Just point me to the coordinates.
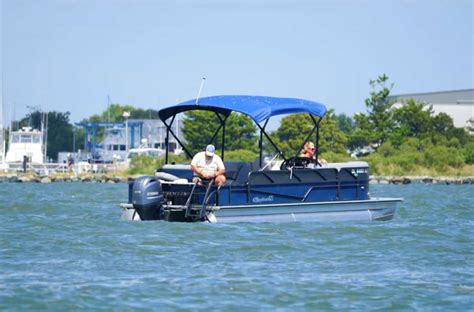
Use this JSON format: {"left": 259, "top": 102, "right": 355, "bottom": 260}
{"left": 158, "top": 95, "right": 328, "bottom": 167}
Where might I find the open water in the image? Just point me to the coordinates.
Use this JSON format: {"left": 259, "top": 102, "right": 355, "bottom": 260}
{"left": 0, "top": 183, "right": 473, "bottom": 311}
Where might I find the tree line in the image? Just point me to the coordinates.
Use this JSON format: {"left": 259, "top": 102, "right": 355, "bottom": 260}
{"left": 182, "top": 74, "right": 473, "bottom": 175}
{"left": 9, "top": 74, "right": 474, "bottom": 176}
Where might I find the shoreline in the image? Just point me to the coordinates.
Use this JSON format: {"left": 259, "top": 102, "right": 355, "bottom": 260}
{"left": 0, "top": 173, "right": 473, "bottom": 184}
{"left": 370, "top": 175, "right": 474, "bottom": 185}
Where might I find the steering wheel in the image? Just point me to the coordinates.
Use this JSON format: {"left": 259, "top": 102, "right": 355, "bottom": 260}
{"left": 280, "top": 156, "right": 316, "bottom": 170}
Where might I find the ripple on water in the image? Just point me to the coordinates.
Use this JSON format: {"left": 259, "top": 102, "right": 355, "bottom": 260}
{"left": 0, "top": 183, "right": 473, "bottom": 310}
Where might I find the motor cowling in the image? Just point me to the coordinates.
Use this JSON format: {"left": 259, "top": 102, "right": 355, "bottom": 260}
{"left": 132, "top": 176, "right": 164, "bottom": 220}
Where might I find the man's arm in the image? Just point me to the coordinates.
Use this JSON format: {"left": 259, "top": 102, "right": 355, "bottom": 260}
{"left": 191, "top": 164, "right": 208, "bottom": 178}
{"left": 191, "top": 164, "right": 200, "bottom": 176}
{"left": 215, "top": 168, "right": 225, "bottom": 177}
{"left": 192, "top": 164, "right": 214, "bottom": 179}
{"left": 215, "top": 157, "right": 225, "bottom": 177}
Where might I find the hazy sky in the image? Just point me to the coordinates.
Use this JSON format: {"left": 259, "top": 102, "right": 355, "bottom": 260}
{"left": 1, "top": 0, "right": 473, "bottom": 128}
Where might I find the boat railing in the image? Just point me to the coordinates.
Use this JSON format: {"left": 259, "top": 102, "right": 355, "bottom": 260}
{"left": 184, "top": 182, "right": 198, "bottom": 218}
{"left": 160, "top": 161, "right": 370, "bottom": 206}
{"left": 200, "top": 180, "right": 215, "bottom": 219}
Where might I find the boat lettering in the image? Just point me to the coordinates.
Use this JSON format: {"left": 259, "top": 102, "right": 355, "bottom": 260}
{"left": 351, "top": 168, "right": 368, "bottom": 176}
{"left": 252, "top": 195, "right": 274, "bottom": 204}
{"left": 147, "top": 192, "right": 159, "bottom": 196}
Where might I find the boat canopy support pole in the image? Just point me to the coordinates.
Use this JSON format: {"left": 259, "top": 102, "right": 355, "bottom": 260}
{"left": 293, "top": 114, "right": 319, "bottom": 159}
{"left": 209, "top": 112, "right": 229, "bottom": 160}
{"left": 259, "top": 119, "right": 269, "bottom": 168}
{"left": 314, "top": 116, "right": 322, "bottom": 164}
{"left": 208, "top": 112, "right": 229, "bottom": 144}
{"left": 208, "top": 123, "right": 223, "bottom": 146}
{"left": 163, "top": 112, "right": 230, "bottom": 164}
{"left": 256, "top": 120, "right": 285, "bottom": 161}
{"left": 221, "top": 116, "right": 226, "bottom": 161}
{"left": 164, "top": 115, "right": 175, "bottom": 163}
{"left": 164, "top": 115, "right": 196, "bottom": 161}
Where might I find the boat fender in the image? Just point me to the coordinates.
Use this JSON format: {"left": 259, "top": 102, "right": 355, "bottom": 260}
{"left": 155, "top": 171, "right": 181, "bottom": 181}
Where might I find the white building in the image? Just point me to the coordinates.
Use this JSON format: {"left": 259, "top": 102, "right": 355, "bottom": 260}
{"left": 388, "top": 89, "right": 474, "bottom": 132}
{"left": 83, "top": 118, "right": 183, "bottom": 163}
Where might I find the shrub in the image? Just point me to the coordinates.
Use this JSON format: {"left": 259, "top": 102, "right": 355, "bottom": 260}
{"left": 224, "top": 149, "right": 259, "bottom": 162}
{"left": 362, "top": 153, "right": 384, "bottom": 175}
{"left": 463, "top": 142, "right": 474, "bottom": 164}
{"left": 128, "top": 154, "right": 188, "bottom": 175}
{"left": 321, "top": 151, "right": 351, "bottom": 163}
{"left": 424, "top": 145, "right": 464, "bottom": 170}
{"left": 388, "top": 151, "right": 424, "bottom": 171}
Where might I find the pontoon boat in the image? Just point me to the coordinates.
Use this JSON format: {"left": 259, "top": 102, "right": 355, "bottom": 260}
{"left": 120, "top": 96, "right": 402, "bottom": 223}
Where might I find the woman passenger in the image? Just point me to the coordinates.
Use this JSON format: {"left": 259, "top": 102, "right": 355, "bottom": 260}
{"left": 300, "top": 142, "right": 327, "bottom": 165}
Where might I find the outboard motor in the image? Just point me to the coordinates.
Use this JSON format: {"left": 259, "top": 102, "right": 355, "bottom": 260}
{"left": 132, "top": 176, "right": 164, "bottom": 220}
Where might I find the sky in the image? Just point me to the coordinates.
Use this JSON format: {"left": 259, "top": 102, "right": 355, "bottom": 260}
{"left": 1, "top": 0, "right": 473, "bottom": 129}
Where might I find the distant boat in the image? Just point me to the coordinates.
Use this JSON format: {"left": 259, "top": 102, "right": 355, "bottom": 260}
{"left": 125, "top": 138, "right": 164, "bottom": 160}
{"left": 5, "top": 126, "right": 45, "bottom": 164}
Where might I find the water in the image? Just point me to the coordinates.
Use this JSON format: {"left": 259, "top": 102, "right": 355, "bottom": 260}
{"left": 0, "top": 183, "right": 473, "bottom": 311}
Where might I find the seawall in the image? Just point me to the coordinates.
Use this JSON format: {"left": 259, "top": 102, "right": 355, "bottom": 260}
{"left": 1, "top": 174, "right": 473, "bottom": 184}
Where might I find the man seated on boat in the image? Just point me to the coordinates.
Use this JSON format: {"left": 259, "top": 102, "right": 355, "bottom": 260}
{"left": 300, "top": 142, "right": 327, "bottom": 166}
{"left": 191, "top": 144, "right": 226, "bottom": 186}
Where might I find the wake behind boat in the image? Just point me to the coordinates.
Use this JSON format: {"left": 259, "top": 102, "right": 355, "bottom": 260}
{"left": 120, "top": 95, "right": 402, "bottom": 223}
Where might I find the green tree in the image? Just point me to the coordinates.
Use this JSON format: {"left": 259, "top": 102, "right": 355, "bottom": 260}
{"left": 335, "top": 113, "right": 355, "bottom": 134}
{"left": 393, "top": 99, "right": 433, "bottom": 138}
{"left": 181, "top": 111, "right": 257, "bottom": 157}
{"left": 351, "top": 74, "right": 395, "bottom": 149}
{"left": 432, "top": 112, "right": 454, "bottom": 133}
{"left": 272, "top": 110, "right": 347, "bottom": 158}
{"left": 271, "top": 114, "right": 312, "bottom": 157}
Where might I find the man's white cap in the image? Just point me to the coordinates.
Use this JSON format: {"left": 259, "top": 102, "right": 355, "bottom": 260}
{"left": 205, "top": 144, "right": 215, "bottom": 157}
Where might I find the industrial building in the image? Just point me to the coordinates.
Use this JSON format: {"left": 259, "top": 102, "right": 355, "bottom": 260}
{"left": 388, "top": 89, "right": 474, "bottom": 133}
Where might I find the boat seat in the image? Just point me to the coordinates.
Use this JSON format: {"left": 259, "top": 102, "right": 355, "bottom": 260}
{"left": 248, "top": 168, "right": 338, "bottom": 185}
{"left": 249, "top": 157, "right": 262, "bottom": 171}
{"left": 157, "top": 164, "right": 194, "bottom": 181}
{"left": 292, "top": 168, "right": 338, "bottom": 183}
{"left": 248, "top": 170, "right": 300, "bottom": 184}
{"left": 224, "top": 161, "right": 251, "bottom": 185}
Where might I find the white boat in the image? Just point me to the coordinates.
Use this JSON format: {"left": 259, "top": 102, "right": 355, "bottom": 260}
{"left": 5, "top": 127, "right": 45, "bottom": 164}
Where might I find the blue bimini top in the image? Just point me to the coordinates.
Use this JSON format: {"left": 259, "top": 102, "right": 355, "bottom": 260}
{"left": 158, "top": 95, "right": 327, "bottom": 124}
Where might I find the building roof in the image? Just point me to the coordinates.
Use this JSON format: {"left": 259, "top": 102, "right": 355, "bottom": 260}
{"left": 388, "top": 89, "right": 474, "bottom": 105}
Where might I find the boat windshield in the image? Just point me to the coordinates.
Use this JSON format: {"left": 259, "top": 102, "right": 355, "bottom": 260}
{"left": 13, "top": 134, "right": 41, "bottom": 143}
{"left": 12, "top": 134, "right": 20, "bottom": 143}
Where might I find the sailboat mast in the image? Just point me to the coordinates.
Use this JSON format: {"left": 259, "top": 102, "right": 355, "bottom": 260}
{"left": 43, "top": 112, "right": 48, "bottom": 162}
